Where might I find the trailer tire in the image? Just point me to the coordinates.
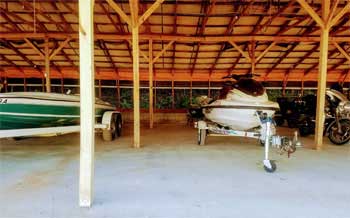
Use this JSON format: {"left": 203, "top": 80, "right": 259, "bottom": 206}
{"left": 116, "top": 115, "right": 122, "bottom": 137}
{"left": 102, "top": 114, "right": 117, "bottom": 141}
{"left": 198, "top": 129, "right": 206, "bottom": 146}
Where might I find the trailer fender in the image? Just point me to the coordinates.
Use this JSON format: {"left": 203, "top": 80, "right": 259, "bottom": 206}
{"left": 101, "top": 111, "right": 121, "bottom": 130}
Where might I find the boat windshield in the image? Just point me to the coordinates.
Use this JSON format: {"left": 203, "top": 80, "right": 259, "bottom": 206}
{"left": 327, "top": 89, "right": 348, "bottom": 102}
{"left": 233, "top": 78, "right": 265, "bottom": 96}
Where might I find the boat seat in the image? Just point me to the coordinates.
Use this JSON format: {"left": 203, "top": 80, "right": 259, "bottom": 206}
{"left": 233, "top": 78, "right": 264, "bottom": 97}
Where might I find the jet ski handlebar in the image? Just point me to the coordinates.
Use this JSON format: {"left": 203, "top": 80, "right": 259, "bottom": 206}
{"left": 222, "top": 73, "right": 260, "bottom": 80}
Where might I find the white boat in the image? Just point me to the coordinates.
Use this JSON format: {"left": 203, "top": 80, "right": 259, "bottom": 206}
{"left": 199, "top": 75, "right": 279, "bottom": 131}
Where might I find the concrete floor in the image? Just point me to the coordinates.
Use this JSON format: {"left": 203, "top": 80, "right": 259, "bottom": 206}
{"left": 0, "top": 124, "right": 349, "bottom": 218}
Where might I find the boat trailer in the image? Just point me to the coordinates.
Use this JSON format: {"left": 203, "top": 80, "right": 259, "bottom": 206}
{"left": 195, "top": 115, "right": 300, "bottom": 173}
{"left": 0, "top": 111, "right": 122, "bottom": 141}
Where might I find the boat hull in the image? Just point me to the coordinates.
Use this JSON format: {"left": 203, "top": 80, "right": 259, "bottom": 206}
{"left": 204, "top": 106, "right": 277, "bottom": 130}
{"left": 0, "top": 92, "right": 114, "bottom": 130}
{"left": 202, "top": 89, "right": 279, "bottom": 130}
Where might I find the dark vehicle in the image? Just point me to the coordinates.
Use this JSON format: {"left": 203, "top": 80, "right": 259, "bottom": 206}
{"left": 275, "top": 89, "right": 350, "bottom": 145}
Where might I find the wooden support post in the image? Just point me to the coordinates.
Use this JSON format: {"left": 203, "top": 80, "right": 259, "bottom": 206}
{"left": 301, "top": 80, "right": 304, "bottom": 96}
{"left": 79, "top": 0, "right": 95, "bottom": 207}
{"left": 208, "top": 80, "right": 211, "bottom": 98}
{"left": 44, "top": 37, "right": 51, "bottom": 93}
{"left": 61, "top": 77, "right": 64, "bottom": 93}
{"left": 149, "top": 39, "right": 154, "bottom": 128}
{"left": 117, "top": 79, "right": 121, "bottom": 109}
{"left": 315, "top": 0, "right": 330, "bottom": 150}
{"left": 250, "top": 41, "right": 256, "bottom": 74}
{"left": 23, "top": 77, "right": 27, "bottom": 92}
{"left": 41, "top": 77, "right": 45, "bottom": 92}
{"left": 171, "top": 79, "right": 175, "bottom": 109}
{"left": 190, "top": 80, "right": 193, "bottom": 103}
{"left": 3, "top": 77, "right": 8, "bottom": 92}
{"left": 98, "top": 79, "right": 102, "bottom": 98}
{"left": 154, "top": 80, "right": 157, "bottom": 110}
{"left": 130, "top": 0, "right": 140, "bottom": 148}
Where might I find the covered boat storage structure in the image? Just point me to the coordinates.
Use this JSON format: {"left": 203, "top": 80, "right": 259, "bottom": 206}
{"left": 0, "top": 0, "right": 350, "bottom": 217}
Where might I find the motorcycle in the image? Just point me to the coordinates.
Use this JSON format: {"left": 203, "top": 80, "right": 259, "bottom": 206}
{"left": 296, "top": 90, "right": 350, "bottom": 145}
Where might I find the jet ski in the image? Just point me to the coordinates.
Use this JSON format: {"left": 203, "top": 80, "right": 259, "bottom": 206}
{"left": 197, "top": 73, "right": 280, "bottom": 131}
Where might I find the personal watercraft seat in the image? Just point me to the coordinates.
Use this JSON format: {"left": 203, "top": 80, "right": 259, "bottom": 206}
{"left": 233, "top": 78, "right": 265, "bottom": 97}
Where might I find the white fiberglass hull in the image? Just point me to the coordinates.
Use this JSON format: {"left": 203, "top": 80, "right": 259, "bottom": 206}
{"left": 203, "top": 89, "right": 279, "bottom": 130}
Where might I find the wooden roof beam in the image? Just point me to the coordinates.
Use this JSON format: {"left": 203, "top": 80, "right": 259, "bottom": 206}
{"left": 106, "top": 0, "right": 132, "bottom": 27}
{"left": 100, "top": 2, "right": 122, "bottom": 32}
{"left": 152, "top": 41, "right": 174, "bottom": 64}
{"left": 326, "top": 0, "right": 340, "bottom": 26}
{"left": 49, "top": 37, "right": 72, "bottom": 60}
{"left": 52, "top": 2, "right": 75, "bottom": 32}
{"left": 228, "top": 41, "right": 251, "bottom": 62}
{"left": 138, "top": 0, "right": 165, "bottom": 26}
{"left": 329, "top": 1, "right": 350, "bottom": 28}
{"left": 253, "top": 0, "right": 296, "bottom": 34}
{"left": 289, "top": 44, "right": 319, "bottom": 71}
{"left": 296, "top": 0, "right": 325, "bottom": 29}
{"left": 170, "top": 0, "right": 178, "bottom": 70}
{"left": 332, "top": 42, "right": 350, "bottom": 63}
{"left": 189, "top": 0, "right": 215, "bottom": 76}
{"left": 59, "top": 45, "right": 76, "bottom": 67}
{"left": 2, "top": 33, "right": 350, "bottom": 42}
{"left": 98, "top": 40, "right": 119, "bottom": 74}
{"left": 127, "top": 40, "right": 149, "bottom": 62}
{"left": 305, "top": 43, "right": 348, "bottom": 75}
{"left": 1, "top": 40, "right": 35, "bottom": 67}
{"left": 255, "top": 42, "right": 276, "bottom": 64}
{"left": 0, "top": 12, "right": 22, "bottom": 32}
{"left": 219, "top": 2, "right": 262, "bottom": 75}
{"left": 0, "top": 8, "right": 39, "bottom": 31}
{"left": 330, "top": 59, "right": 349, "bottom": 71}
{"left": 23, "top": 38, "right": 45, "bottom": 59}
{"left": 21, "top": 1, "right": 66, "bottom": 32}
{"left": 0, "top": 54, "right": 25, "bottom": 74}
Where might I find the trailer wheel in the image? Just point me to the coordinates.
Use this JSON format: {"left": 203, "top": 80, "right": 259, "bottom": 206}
{"left": 116, "top": 115, "right": 122, "bottom": 137}
{"left": 197, "top": 129, "right": 206, "bottom": 145}
{"left": 102, "top": 114, "right": 117, "bottom": 141}
{"left": 263, "top": 160, "right": 277, "bottom": 173}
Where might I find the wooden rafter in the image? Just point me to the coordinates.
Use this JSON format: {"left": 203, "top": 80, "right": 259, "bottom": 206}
{"left": 0, "top": 0, "right": 349, "bottom": 84}
{"left": 0, "top": 12, "right": 22, "bottom": 32}
{"left": 23, "top": 38, "right": 45, "bottom": 59}
{"left": 170, "top": 0, "right": 178, "bottom": 71}
{"left": 329, "top": 1, "right": 350, "bottom": 28}
{"left": 253, "top": 1, "right": 296, "bottom": 34}
{"left": 152, "top": 41, "right": 174, "bottom": 64}
{"left": 106, "top": 0, "right": 132, "bottom": 27}
{"left": 52, "top": 2, "right": 74, "bottom": 32}
{"left": 332, "top": 42, "right": 350, "bottom": 62}
{"left": 138, "top": 0, "right": 165, "bottom": 26}
{"left": 265, "top": 13, "right": 318, "bottom": 78}
{"left": 296, "top": 0, "right": 325, "bottom": 29}
{"left": 49, "top": 38, "right": 72, "bottom": 60}
{"left": 190, "top": 0, "right": 217, "bottom": 75}
{"left": 21, "top": 1, "right": 66, "bottom": 32}
{"left": 304, "top": 44, "right": 347, "bottom": 75}
{"left": 326, "top": 0, "right": 340, "bottom": 26}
